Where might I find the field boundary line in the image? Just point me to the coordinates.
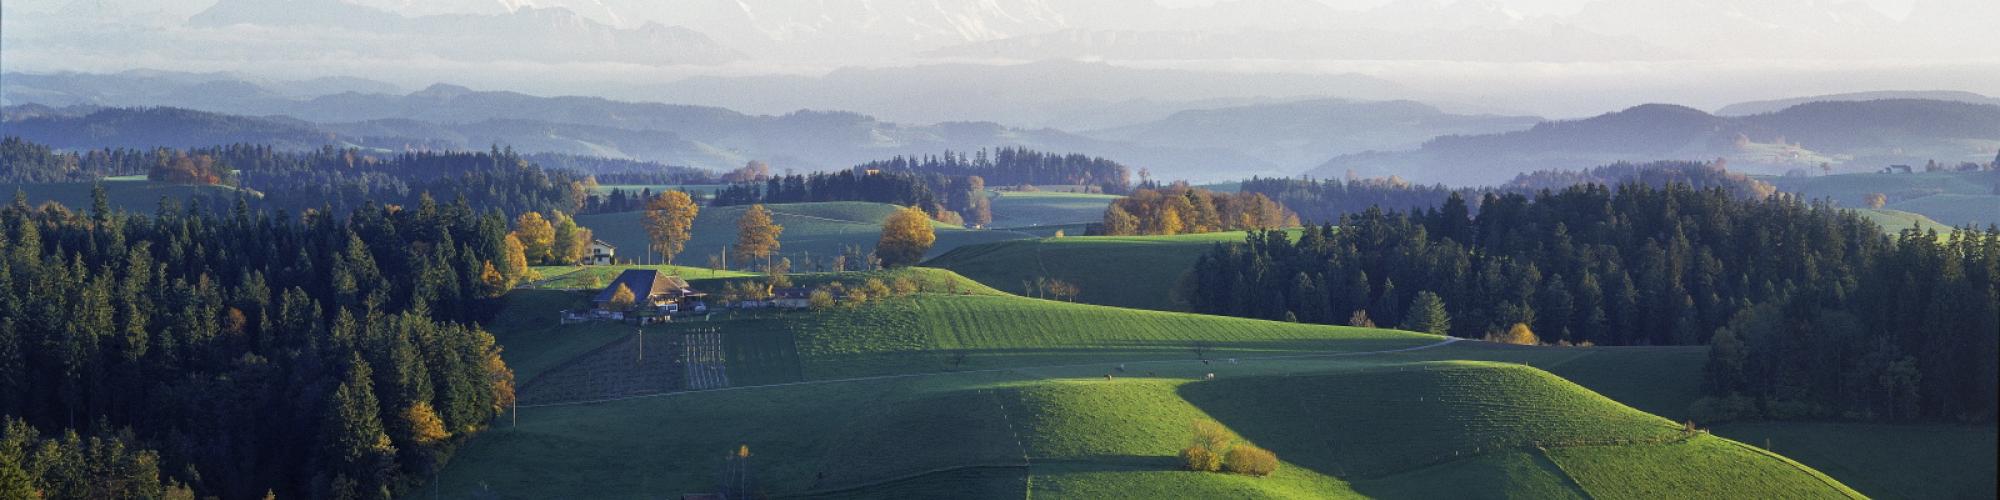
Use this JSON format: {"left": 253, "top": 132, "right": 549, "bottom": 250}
{"left": 517, "top": 337, "right": 1461, "bottom": 409}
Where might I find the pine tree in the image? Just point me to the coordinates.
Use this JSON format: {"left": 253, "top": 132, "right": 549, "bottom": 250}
{"left": 318, "top": 356, "right": 395, "bottom": 500}
{"left": 1399, "top": 291, "right": 1452, "bottom": 336}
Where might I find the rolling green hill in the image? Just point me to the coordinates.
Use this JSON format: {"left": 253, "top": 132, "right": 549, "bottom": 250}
{"left": 436, "top": 355, "right": 1860, "bottom": 498}
{"left": 926, "top": 232, "right": 1266, "bottom": 311}
{"left": 1854, "top": 208, "right": 1957, "bottom": 235}
{"left": 1766, "top": 170, "right": 1999, "bottom": 227}
{"left": 430, "top": 269, "right": 1875, "bottom": 499}
{"left": 574, "top": 202, "right": 1037, "bottom": 268}
{"left": 985, "top": 190, "right": 1120, "bottom": 229}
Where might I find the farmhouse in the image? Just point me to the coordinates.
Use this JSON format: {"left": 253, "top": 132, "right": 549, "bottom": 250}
{"left": 593, "top": 269, "right": 707, "bottom": 316}
{"left": 586, "top": 239, "right": 617, "bottom": 265}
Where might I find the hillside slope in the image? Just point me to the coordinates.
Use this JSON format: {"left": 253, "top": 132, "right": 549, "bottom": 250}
{"left": 1313, "top": 100, "right": 2000, "bottom": 185}
{"left": 575, "top": 202, "right": 1038, "bottom": 268}
{"left": 926, "top": 232, "right": 1258, "bottom": 311}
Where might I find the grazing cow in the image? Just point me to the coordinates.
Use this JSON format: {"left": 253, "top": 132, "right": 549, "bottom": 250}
{"left": 1204, "top": 373, "right": 1216, "bottom": 380}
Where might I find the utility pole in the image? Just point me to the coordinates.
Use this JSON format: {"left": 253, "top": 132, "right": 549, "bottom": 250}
{"left": 637, "top": 328, "right": 645, "bottom": 364}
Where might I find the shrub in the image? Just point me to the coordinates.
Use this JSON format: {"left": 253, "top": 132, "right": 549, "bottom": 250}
{"left": 890, "top": 277, "right": 920, "bottom": 296}
{"left": 843, "top": 290, "right": 871, "bottom": 307}
{"left": 1180, "top": 445, "right": 1221, "bottom": 472}
{"left": 863, "top": 278, "right": 893, "bottom": 299}
{"left": 1223, "top": 444, "right": 1280, "bottom": 477}
{"left": 807, "top": 289, "right": 836, "bottom": 310}
{"left": 1488, "top": 323, "right": 1538, "bottom": 345}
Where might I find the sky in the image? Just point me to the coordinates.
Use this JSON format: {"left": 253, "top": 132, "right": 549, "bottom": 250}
{"left": 2, "top": 0, "right": 1994, "bottom": 119}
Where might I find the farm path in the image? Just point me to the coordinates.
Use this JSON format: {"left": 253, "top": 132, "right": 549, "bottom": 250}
{"left": 518, "top": 337, "right": 1463, "bottom": 409}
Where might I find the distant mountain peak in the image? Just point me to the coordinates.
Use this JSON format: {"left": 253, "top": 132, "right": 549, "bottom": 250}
{"left": 413, "top": 83, "right": 477, "bottom": 99}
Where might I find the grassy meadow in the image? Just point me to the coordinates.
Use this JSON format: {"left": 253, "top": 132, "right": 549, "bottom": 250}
{"left": 926, "top": 232, "right": 1269, "bottom": 311}
{"left": 428, "top": 269, "right": 1888, "bottom": 499}
{"left": 1766, "top": 170, "right": 1999, "bottom": 227}
{"left": 984, "top": 190, "right": 1121, "bottom": 229}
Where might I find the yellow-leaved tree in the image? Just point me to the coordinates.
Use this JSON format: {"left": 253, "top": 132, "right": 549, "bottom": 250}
{"left": 1493, "top": 322, "right": 1539, "bottom": 345}
{"left": 877, "top": 206, "right": 937, "bottom": 267}
{"left": 514, "top": 211, "right": 555, "bottom": 264}
{"left": 734, "top": 204, "right": 783, "bottom": 270}
{"left": 608, "top": 283, "right": 636, "bottom": 310}
{"left": 643, "top": 191, "right": 699, "bottom": 265}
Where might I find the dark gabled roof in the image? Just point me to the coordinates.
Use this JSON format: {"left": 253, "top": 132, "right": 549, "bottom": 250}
{"left": 590, "top": 239, "right": 616, "bottom": 248}
{"left": 593, "top": 269, "right": 698, "bottom": 303}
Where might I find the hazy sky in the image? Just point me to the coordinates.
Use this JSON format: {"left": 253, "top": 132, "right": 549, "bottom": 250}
{"left": 3, "top": 0, "right": 1995, "bottom": 119}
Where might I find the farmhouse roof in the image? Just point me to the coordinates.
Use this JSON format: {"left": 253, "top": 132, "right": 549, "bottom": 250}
{"left": 591, "top": 239, "right": 617, "bottom": 248}
{"left": 593, "top": 269, "right": 700, "bottom": 303}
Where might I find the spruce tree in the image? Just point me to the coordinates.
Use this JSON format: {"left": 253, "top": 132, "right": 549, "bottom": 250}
{"left": 1399, "top": 291, "right": 1452, "bottom": 336}
{"left": 317, "top": 356, "right": 395, "bottom": 500}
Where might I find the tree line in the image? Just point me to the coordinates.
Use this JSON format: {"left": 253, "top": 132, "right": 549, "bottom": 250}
{"left": 708, "top": 170, "right": 992, "bottom": 227}
{"left": 1182, "top": 182, "right": 1996, "bottom": 422}
{"left": 0, "top": 192, "right": 523, "bottom": 498}
{"left": 1095, "top": 185, "right": 1297, "bottom": 236}
{"left": 855, "top": 147, "right": 1132, "bottom": 194}
{"left": 0, "top": 137, "right": 156, "bottom": 183}
{"left": 1239, "top": 160, "right": 1778, "bottom": 224}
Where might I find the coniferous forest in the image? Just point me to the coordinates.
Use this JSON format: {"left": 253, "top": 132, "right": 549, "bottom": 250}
{"left": 0, "top": 192, "right": 519, "bottom": 498}
{"left": 855, "top": 148, "right": 1132, "bottom": 194}
{"left": 1184, "top": 183, "right": 1998, "bottom": 422}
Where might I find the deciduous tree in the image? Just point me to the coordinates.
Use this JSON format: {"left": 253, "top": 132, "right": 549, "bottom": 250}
{"left": 513, "top": 211, "right": 555, "bottom": 264}
{"left": 877, "top": 206, "right": 937, "bottom": 267}
{"left": 734, "top": 205, "right": 783, "bottom": 269}
{"left": 643, "top": 191, "right": 699, "bottom": 265}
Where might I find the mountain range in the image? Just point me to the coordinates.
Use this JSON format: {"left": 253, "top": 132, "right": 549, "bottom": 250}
{"left": 1312, "top": 100, "right": 2000, "bottom": 185}
{"left": 6, "top": 71, "right": 1996, "bottom": 186}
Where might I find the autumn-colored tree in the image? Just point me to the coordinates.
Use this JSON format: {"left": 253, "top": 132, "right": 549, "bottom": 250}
{"left": 1223, "top": 445, "right": 1280, "bottom": 476}
{"left": 478, "top": 261, "right": 509, "bottom": 298}
{"left": 607, "top": 283, "right": 636, "bottom": 310}
{"left": 1102, "top": 204, "right": 1139, "bottom": 236}
{"left": 1181, "top": 445, "right": 1221, "bottom": 472}
{"left": 643, "top": 191, "right": 699, "bottom": 265}
{"left": 402, "top": 402, "right": 450, "bottom": 446}
{"left": 1493, "top": 322, "right": 1539, "bottom": 345}
{"left": 1181, "top": 420, "right": 1231, "bottom": 472}
{"left": 1348, "top": 310, "right": 1375, "bottom": 328}
{"left": 501, "top": 233, "right": 533, "bottom": 283}
{"left": 1864, "top": 193, "right": 1887, "bottom": 209}
{"left": 1156, "top": 206, "right": 1185, "bottom": 236}
{"left": 808, "top": 288, "right": 836, "bottom": 309}
{"left": 722, "top": 160, "right": 772, "bottom": 183}
{"left": 550, "top": 211, "right": 592, "bottom": 265}
{"left": 513, "top": 211, "right": 555, "bottom": 264}
{"left": 863, "top": 278, "right": 893, "bottom": 300}
{"left": 767, "top": 257, "right": 793, "bottom": 290}
{"left": 891, "top": 277, "right": 921, "bottom": 296}
{"left": 877, "top": 206, "right": 937, "bottom": 267}
{"left": 734, "top": 204, "right": 783, "bottom": 269}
